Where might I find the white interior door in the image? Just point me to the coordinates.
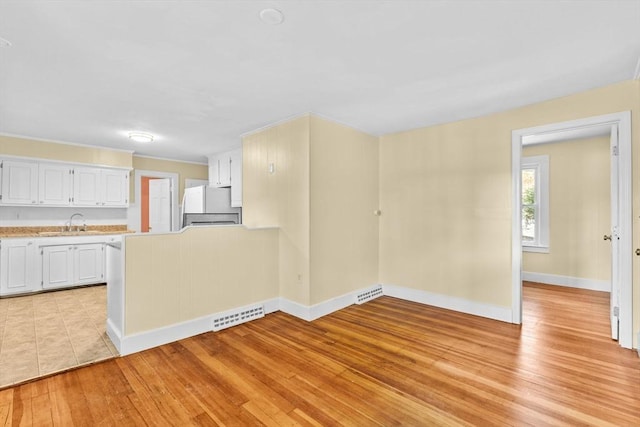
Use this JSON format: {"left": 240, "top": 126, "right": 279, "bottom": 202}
{"left": 609, "top": 124, "right": 620, "bottom": 340}
{"left": 149, "top": 178, "right": 172, "bottom": 233}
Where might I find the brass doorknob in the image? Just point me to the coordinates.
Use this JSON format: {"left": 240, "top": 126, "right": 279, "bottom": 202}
{"left": 603, "top": 235, "right": 612, "bottom": 241}
{"left": 636, "top": 248, "right": 640, "bottom": 256}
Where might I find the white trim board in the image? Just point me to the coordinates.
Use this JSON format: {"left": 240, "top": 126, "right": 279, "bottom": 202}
{"left": 109, "top": 298, "right": 280, "bottom": 356}
{"left": 383, "top": 284, "right": 512, "bottom": 323}
{"left": 511, "top": 111, "right": 633, "bottom": 349}
{"left": 522, "top": 272, "right": 610, "bottom": 293}
{"left": 132, "top": 169, "right": 180, "bottom": 233}
{"left": 278, "top": 286, "right": 376, "bottom": 321}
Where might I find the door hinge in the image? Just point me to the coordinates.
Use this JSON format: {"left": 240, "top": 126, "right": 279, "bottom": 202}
{"left": 612, "top": 145, "right": 619, "bottom": 156}
{"left": 613, "top": 306, "right": 619, "bottom": 317}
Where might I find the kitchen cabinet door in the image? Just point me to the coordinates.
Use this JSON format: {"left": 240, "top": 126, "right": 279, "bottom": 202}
{"left": 73, "top": 167, "right": 102, "bottom": 206}
{"left": 101, "top": 169, "right": 128, "bottom": 207}
{"left": 42, "top": 245, "right": 75, "bottom": 289}
{"left": 230, "top": 148, "right": 242, "bottom": 207}
{"left": 209, "top": 152, "right": 232, "bottom": 187}
{"left": 0, "top": 239, "right": 40, "bottom": 296}
{"left": 219, "top": 155, "right": 231, "bottom": 187}
{"left": 74, "top": 243, "right": 104, "bottom": 284}
{"left": 39, "top": 163, "right": 72, "bottom": 206}
{"left": 0, "top": 159, "right": 38, "bottom": 205}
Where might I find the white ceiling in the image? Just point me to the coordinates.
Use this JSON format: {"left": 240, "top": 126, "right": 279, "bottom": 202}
{"left": 1, "top": 1, "right": 639, "bottom": 164}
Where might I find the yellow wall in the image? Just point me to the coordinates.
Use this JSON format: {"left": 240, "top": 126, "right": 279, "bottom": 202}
{"left": 124, "top": 226, "right": 279, "bottom": 335}
{"left": 243, "top": 116, "right": 311, "bottom": 304}
{"left": 131, "top": 155, "right": 208, "bottom": 203}
{"left": 379, "top": 80, "right": 639, "bottom": 345}
{"left": 0, "top": 134, "right": 132, "bottom": 168}
{"left": 523, "top": 137, "right": 611, "bottom": 281}
{"left": 309, "top": 116, "right": 379, "bottom": 304}
{"left": 242, "top": 114, "right": 379, "bottom": 306}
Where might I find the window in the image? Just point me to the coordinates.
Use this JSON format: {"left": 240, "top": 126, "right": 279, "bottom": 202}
{"left": 521, "top": 155, "right": 549, "bottom": 252}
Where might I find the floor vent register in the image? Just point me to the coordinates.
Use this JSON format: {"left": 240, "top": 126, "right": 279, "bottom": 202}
{"left": 355, "top": 285, "right": 384, "bottom": 305}
{"left": 212, "top": 305, "right": 265, "bottom": 331}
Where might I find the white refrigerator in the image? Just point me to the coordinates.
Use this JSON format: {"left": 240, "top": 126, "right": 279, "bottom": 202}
{"left": 181, "top": 186, "right": 241, "bottom": 226}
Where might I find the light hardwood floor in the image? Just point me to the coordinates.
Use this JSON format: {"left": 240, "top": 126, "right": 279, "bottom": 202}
{"left": 1, "top": 282, "right": 638, "bottom": 425}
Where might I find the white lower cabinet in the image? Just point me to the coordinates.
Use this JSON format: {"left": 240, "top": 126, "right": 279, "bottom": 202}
{"left": 0, "top": 238, "right": 40, "bottom": 296}
{"left": 0, "top": 236, "right": 115, "bottom": 297}
{"left": 42, "top": 243, "right": 104, "bottom": 290}
{"left": 42, "top": 245, "right": 74, "bottom": 289}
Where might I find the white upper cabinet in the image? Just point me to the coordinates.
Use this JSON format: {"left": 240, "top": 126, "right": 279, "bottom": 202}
{"left": 101, "top": 169, "right": 129, "bottom": 206}
{"left": 73, "top": 167, "right": 129, "bottom": 207}
{"left": 0, "top": 157, "right": 129, "bottom": 208}
{"left": 209, "top": 154, "right": 231, "bottom": 187}
{"left": 73, "top": 167, "right": 102, "bottom": 206}
{"left": 39, "top": 163, "right": 72, "bottom": 205}
{"left": 230, "top": 148, "right": 242, "bottom": 207}
{"left": 209, "top": 148, "right": 242, "bottom": 206}
{"left": 0, "top": 159, "right": 39, "bottom": 205}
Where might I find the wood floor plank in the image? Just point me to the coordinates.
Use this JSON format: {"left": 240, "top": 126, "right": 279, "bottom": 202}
{"left": 1, "top": 283, "right": 639, "bottom": 425}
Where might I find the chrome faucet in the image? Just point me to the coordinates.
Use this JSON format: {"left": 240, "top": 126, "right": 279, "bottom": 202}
{"left": 66, "top": 213, "right": 84, "bottom": 232}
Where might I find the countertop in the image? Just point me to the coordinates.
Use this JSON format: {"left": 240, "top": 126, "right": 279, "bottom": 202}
{"left": 0, "top": 225, "right": 135, "bottom": 238}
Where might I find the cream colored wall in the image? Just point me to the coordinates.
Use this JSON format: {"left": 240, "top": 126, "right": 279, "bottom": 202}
{"left": 124, "top": 226, "right": 279, "bottom": 335}
{"left": 523, "top": 137, "right": 610, "bottom": 281}
{"left": 130, "top": 155, "right": 208, "bottom": 204}
{"left": 243, "top": 116, "right": 311, "bottom": 305}
{"left": 0, "top": 134, "right": 132, "bottom": 167}
{"left": 242, "top": 115, "right": 378, "bottom": 306}
{"left": 379, "top": 80, "right": 640, "bottom": 346}
{"left": 309, "top": 116, "right": 379, "bottom": 304}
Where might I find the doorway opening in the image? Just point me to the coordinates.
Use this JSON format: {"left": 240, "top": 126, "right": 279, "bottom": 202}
{"left": 511, "top": 111, "right": 632, "bottom": 349}
{"left": 133, "top": 170, "right": 179, "bottom": 233}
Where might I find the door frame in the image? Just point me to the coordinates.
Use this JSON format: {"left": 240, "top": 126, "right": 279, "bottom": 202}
{"left": 133, "top": 170, "right": 179, "bottom": 233}
{"left": 511, "top": 111, "right": 632, "bottom": 349}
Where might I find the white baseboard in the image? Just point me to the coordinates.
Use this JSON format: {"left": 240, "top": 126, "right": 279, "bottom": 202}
{"left": 106, "top": 318, "right": 123, "bottom": 354}
{"left": 109, "top": 283, "right": 518, "bottom": 356}
{"left": 382, "top": 284, "right": 513, "bottom": 323}
{"left": 523, "top": 271, "right": 610, "bottom": 292}
{"left": 111, "top": 297, "right": 280, "bottom": 356}
{"left": 279, "top": 285, "right": 381, "bottom": 321}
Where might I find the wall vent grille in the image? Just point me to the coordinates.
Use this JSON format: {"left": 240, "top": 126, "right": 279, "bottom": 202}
{"left": 212, "top": 305, "right": 265, "bottom": 331}
{"left": 355, "top": 285, "right": 383, "bottom": 305}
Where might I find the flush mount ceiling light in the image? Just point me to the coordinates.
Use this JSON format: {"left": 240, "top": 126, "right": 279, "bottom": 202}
{"left": 259, "top": 8, "right": 284, "bottom": 25}
{"left": 128, "top": 132, "right": 154, "bottom": 143}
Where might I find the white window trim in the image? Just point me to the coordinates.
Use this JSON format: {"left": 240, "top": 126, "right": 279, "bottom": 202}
{"left": 521, "top": 155, "right": 549, "bottom": 253}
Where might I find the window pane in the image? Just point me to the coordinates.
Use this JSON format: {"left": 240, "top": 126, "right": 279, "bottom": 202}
{"left": 522, "top": 169, "right": 536, "bottom": 204}
{"left": 522, "top": 206, "right": 536, "bottom": 242}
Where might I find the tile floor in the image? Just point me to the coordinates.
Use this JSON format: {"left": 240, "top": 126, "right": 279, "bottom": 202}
{"left": 0, "top": 285, "right": 117, "bottom": 388}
